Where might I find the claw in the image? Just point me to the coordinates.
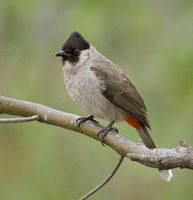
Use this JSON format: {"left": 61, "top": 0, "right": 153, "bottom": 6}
{"left": 76, "top": 115, "right": 98, "bottom": 128}
{"left": 97, "top": 128, "right": 109, "bottom": 146}
{"left": 97, "top": 121, "right": 117, "bottom": 146}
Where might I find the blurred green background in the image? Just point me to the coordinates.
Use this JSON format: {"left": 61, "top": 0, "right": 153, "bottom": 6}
{"left": 0, "top": 0, "right": 193, "bottom": 199}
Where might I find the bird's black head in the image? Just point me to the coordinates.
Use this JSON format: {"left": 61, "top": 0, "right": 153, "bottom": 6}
{"left": 56, "top": 32, "right": 90, "bottom": 63}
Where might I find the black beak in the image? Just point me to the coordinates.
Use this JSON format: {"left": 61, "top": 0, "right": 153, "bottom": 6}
{"left": 55, "top": 50, "right": 65, "bottom": 57}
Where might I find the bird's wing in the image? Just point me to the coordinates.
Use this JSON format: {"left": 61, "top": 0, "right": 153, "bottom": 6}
{"left": 90, "top": 60, "right": 150, "bottom": 128}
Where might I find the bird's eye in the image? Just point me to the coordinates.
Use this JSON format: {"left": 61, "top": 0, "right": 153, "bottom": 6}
{"left": 73, "top": 49, "right": 80, "bottom": 55}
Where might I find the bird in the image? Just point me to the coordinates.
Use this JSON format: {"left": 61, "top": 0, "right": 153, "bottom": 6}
{"left": 55, "top": 31, "right": 173, "bottom": 182}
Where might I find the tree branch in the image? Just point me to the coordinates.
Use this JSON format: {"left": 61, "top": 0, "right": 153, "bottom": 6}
{"left": 0, "top": 95, "right": 193, "bottom": 170}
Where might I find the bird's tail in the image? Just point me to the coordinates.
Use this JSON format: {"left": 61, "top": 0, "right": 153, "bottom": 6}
{"left": 136, "top": 125, "right": 156, "bottom": 149}
{"left": 136, "top": 126, "right": 173, "bottom": 182}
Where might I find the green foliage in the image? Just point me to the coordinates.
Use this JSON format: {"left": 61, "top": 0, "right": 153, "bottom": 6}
{"left": 0, "top": 0, "right": 193, "bottom": 199}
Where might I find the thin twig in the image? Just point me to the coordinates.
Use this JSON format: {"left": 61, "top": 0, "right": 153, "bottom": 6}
{"left": 79, "top": 155, "right": 124, "bottom": 200}
{"left": 0, "top": 115, "right": 39, "bottom": 123}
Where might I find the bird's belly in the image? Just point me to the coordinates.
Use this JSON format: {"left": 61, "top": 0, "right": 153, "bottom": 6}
{"left": 64, "top": 70, "right": 124, "bottom": 121}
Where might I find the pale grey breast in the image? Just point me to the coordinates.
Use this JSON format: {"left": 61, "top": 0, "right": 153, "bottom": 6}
{"left": 62, "top": 47, "right": 125, "bottom": 121}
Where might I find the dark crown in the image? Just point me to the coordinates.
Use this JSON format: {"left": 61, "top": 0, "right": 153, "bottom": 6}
{"left": 62, "top": 32, "right": 90, "bottom": 52}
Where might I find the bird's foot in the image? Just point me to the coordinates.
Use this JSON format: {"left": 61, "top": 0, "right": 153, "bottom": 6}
{"left": 76, "top": 115, "right": 98, "bottom": 128}
{"left": 97, "top": 121, "right": 118, "bottom": 146}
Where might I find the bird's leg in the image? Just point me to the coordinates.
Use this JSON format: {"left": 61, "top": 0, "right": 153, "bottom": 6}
{"left": 97, "top": 121, "right": 118, "bottom": 145}
{"left": 76, "top": 115, "right": 98, "bottom": 128}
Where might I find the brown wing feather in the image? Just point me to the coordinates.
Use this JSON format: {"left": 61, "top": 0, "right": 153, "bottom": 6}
{"left": 90, "top": 61, "right": 150, "bottom": 129}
